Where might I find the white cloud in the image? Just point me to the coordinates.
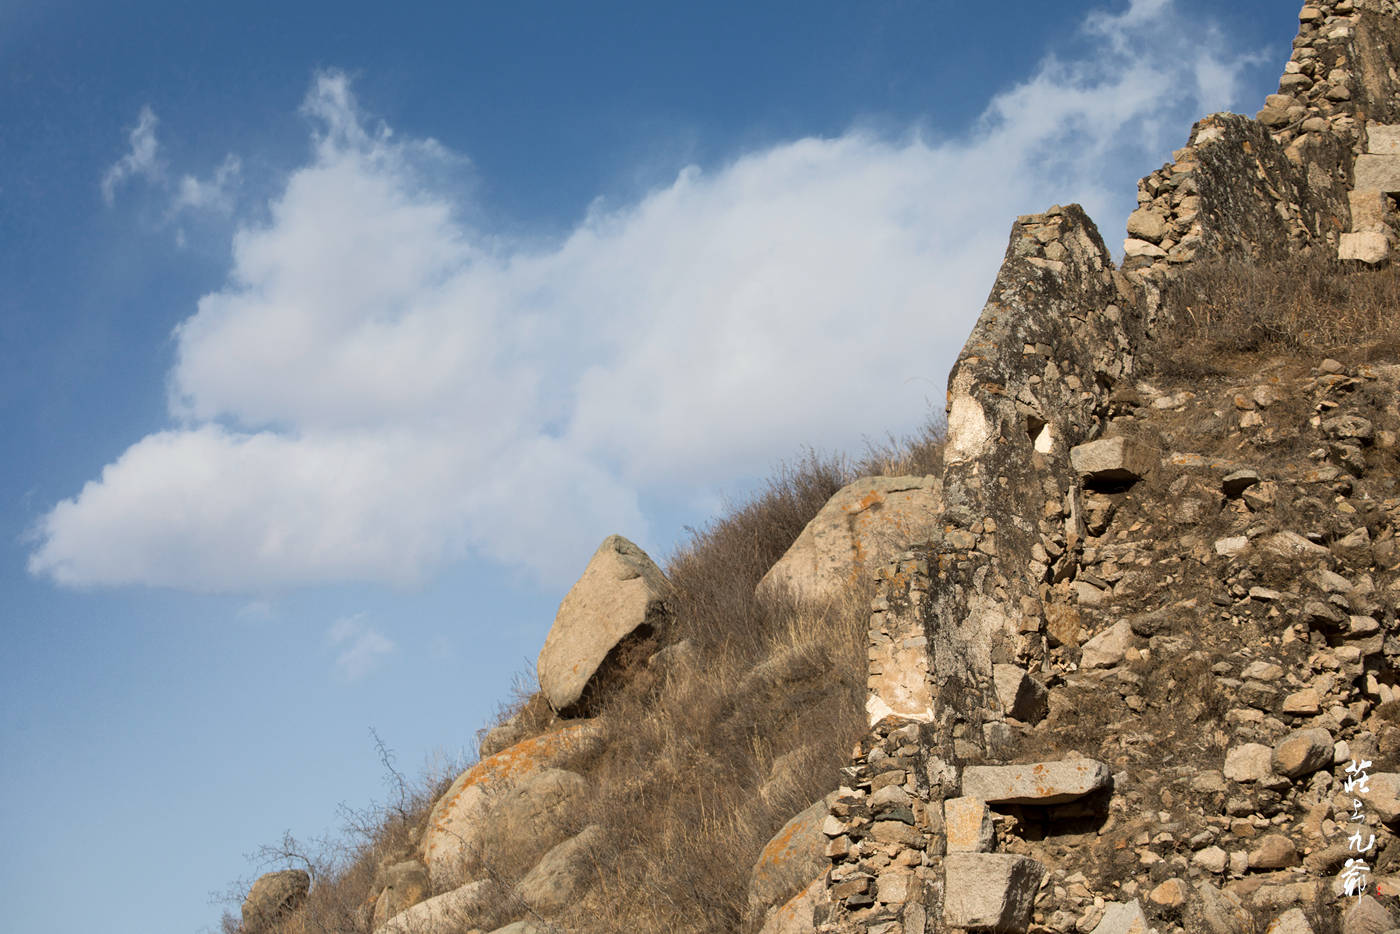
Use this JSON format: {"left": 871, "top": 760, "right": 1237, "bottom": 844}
{"left": 34, "top": 1, "right": 1269, "bottom": 593}
{"left": 101, "top": 106, "right": 163, "bottom": 205}
{"left": 172, "top": 154, "right": 242, "bottom": 215}
{"left": 327, "top": 613, "right": 395, "bottom": 680}
{"left": 100, "top": 105, "right": 242, "bottom": 216}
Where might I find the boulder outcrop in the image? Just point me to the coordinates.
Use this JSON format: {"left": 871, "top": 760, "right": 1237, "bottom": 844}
{"left": 421, "top": 722, "right": 599, "bottom": 888}
{"left": 241, "top": 869, "right": 310, "bottom": 934}
{"left": 537, "top": 534, "right": 671, "bottom": 713}
{"left": 757, "top": 475, "right": 942, "bottom": 604}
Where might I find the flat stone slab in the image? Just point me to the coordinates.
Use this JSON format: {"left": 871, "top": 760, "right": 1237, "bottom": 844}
{"left": 1354, "top": 154, "right": 1400, "bottom": 194}
{"left": 944, "top": 852, "right": 1045, "bottom": 931}
{"left": 1368, "top": 124, "right": 1400, "bottom": 155}
{"left": 1070, "top": 437, "right": 1156, "bottom": 485}
{"left": 961, "top": 758, "right": 1111, "bottom": 805}
{"left": 1340, "top": 231, "right": 1390, "bottom": 265}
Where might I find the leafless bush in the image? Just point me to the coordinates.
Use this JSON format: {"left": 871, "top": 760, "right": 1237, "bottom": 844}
{"left": 1155, "top": 252, "right": 1400, "bottom": 377}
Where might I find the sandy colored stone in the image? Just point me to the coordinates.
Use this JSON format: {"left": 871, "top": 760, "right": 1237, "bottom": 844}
{"left": 1272, "top": 728, "right": 1333, "bottom": 778}
{"left": 1224, "top": 743, "right": 1275, "bottom": 783}
{"left": 1126, "top": 207, "right": 1170, "bottom": 242}
{"left": 758, "top": 877, "right": 826, "bottom": 934}
{"left": 1248, "top": 834, "right": 1299, "bottom": 869}
{"left": 1266, "top": 908, "right": 1315, "bottom": 934}
{"left": 538, "top": 535, "right": 671, "bottom": 712}
{"left": 372, "top": 861, "right": 431, "bottom": 930}
{"left": 1090, "top": 899, "right": 1150, "bottom": 934}
{"left": 993, "top": 664, "right": 1049, "bottom": 723}
{"left": 1342, "top": 894, "right": 1396, "bottom": 934}
{"left": 945, "top": 796, "right": 996, "bottom": 853}
{"left": 757, "top": 475, "right": 941, "bottom": 604}
{"left": 1349, "top": 188, "right": 1389, "bottom": 231}
{"left": 961, "top": 758, "right": 1111, "bottom": 805}
{"left": 376, "top": 879, "right": 500, "bottom": 934}
{"left": 1361, "top": 772, "right": 1400, "bottom": 823}
{"left": 514, "top": 824, "right": 603, "bottom": 915}
{"left": 422, "top": 723, "right": 600, "bottom": 887}
{"left": 1070, "top": 437, "right": 1156, "bottom": 484}
{"left": 1356, "top": 154, "right": 1400, "bottom": 193}
{"left": 943, "top": 852, "right": 1045, "bottom": 932}
{"left": 1081, "top": 621, "right": 1135, "bottom": 669}
{"left": 1149, "top": 878, "right": 1188, "bottom": 908}
{"left": 1340, "top": 231, "right": 1390, "bottom": 265}
{"left": 747, "top": 794, "right": 836, "bottom": 921}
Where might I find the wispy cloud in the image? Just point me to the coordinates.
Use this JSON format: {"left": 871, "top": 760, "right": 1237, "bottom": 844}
{"left": 33, "top": 1, "right": 1272, "bottom": 593}
{"left": 327, "top": 614, "right": 395, "bottom": 680}
{"left": 100, "top": 105, "right": 241, "bottom": 217}
{"left": 172, "top": 154, "right": 242, "bottom": 215}
{"left": 101, "top": 106, "right": 163, "bottom": 205}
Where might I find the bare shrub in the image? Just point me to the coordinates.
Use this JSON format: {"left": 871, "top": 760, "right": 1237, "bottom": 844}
{"left": 1155, "top": 251, "right": 1400, "bottom": 377}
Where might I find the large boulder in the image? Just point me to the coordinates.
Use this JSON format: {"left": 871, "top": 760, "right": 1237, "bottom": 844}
{"left": 242, "top": 869, "right": 310, "bottom": 934}
{"left": 421, "top": 723, "right": 600, "bottom": 888}
{"left": 758, "top": 877, "right": 826, "bottom": 934}
{"left": 514, "top": 824, "right": 604, "bottom": 915}
{"left": 375, "top": 878, "right": 500, "bottom": 934}
{"left": 537, "top": 535, "right": 671, "bottom": 713}
{"left": 747, "top": 794, "right": 838, "bottom": 922}
{"left": 756, "top": 476, "right": 942, "bottom": 604}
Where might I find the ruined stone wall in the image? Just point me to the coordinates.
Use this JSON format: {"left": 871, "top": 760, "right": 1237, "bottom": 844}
{"left": 818, "top": 2, "right": 1400, "bottom": 932}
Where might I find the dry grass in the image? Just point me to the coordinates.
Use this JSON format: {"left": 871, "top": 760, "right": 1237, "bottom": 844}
{"left": 226, "top": 415, "right": 946, "bottom": 934}
{"left": 1154, "top": 251, "right": 1400, "bottom": 378}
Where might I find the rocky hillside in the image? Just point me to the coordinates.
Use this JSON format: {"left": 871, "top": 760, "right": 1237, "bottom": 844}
{"left": 229, "top": 2, "right": 1400, "bottom": 933}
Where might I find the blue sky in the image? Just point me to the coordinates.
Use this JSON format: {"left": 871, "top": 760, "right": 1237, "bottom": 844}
{"left": 2, "top": 2, "right": 1295, "bottom": 931}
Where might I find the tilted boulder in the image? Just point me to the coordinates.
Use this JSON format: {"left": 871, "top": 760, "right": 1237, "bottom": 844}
{"left": 421, "top": 722, "right": 600, "bottom": 888}
{"left": 747, "top": 793, "right": 838, "bottom": 923}
{"left": 537, "top": 535, "right": 671, "bottom": 713}
{"left": 514, "top": 823, "right": 604, "bottom": 915}
{"left": 758, "top": 877, "right": 826, "bottom": 934}
{"left": 375, "top": 878, "right": 500, "bottom": 934}
{"left": 756, "top": 475, "right": 942, "bottom": 604}
{"left": 242, "top": 869, "right": 310, "bottom": 934}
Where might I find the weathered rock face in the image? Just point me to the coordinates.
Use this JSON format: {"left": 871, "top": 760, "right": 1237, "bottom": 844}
{"left": 514, "top": 824, "right": 604, "bottom": 915}
{"left": 758, "top": 877, "right": 827, "bottom": 934}
{"left": 942, "top": 852, "right": 1045, "bottom": 932}
{"left": 370, "top": 860, "right": 430, "bottom": 930}
{"left": 757, "top": 475, "right": 942, "bottom": 604}
{"left": 537, "top": 535, "right": 671, "bottom": 714}
{"left": 241, "top": 869, "right": 309, "bottom": 934}
{"left": 747, "top": 794, "right": 838, "bottom": 925}
{"left": 421, "top": 722, "right": 600, "bottom": 888}
{"left": 375, "top": 878, "right": 500, "bottom": 934}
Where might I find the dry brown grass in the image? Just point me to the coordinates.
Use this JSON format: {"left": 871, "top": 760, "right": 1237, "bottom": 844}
{"left": 1155, "top": 251, "right": 1400, "bottom": 378}
{"left": 228, "top": 416, "right": 946, "bottom": 934}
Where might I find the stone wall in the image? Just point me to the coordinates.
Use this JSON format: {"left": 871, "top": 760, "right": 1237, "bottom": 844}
{"left": 818, "top": 2, "right": 1400, "bottom": 931}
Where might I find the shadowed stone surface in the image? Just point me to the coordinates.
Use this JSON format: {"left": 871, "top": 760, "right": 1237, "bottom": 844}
{"left": 242, "top": 870, "right": 310, "bottom": 934}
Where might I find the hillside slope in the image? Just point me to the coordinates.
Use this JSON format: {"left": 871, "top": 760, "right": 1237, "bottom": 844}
{"left": 228, "top": 2, "right": 1400, "bottom": 933}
